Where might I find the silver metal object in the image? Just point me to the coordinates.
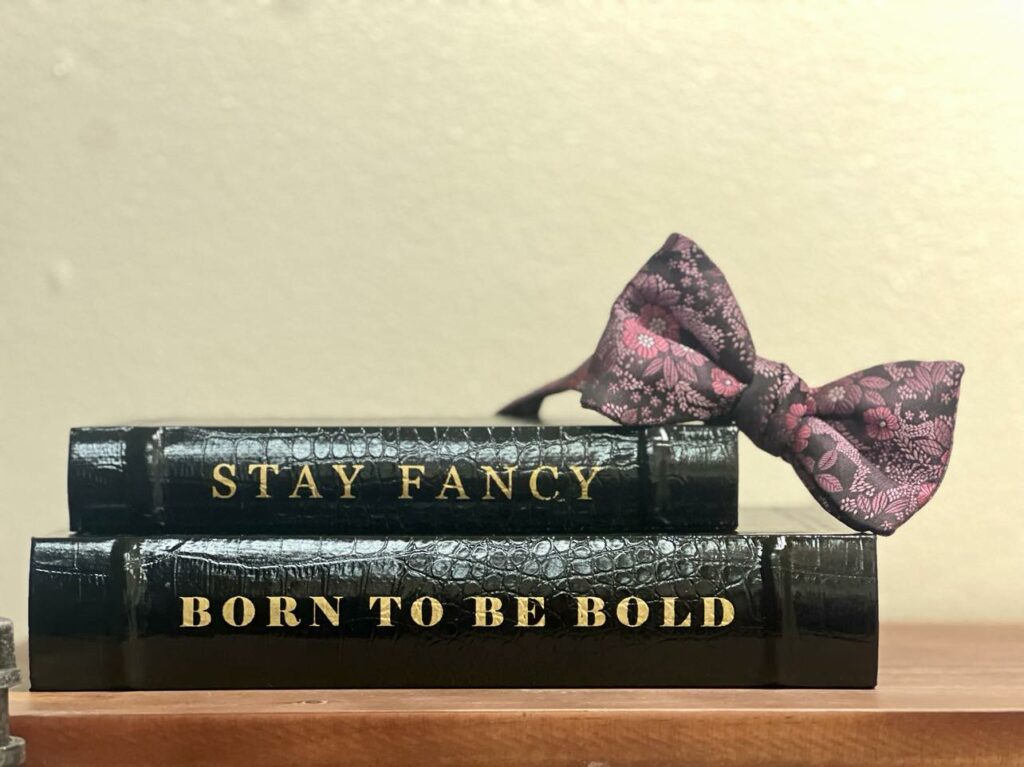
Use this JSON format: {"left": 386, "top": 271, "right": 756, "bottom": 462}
{"left": 0, "top": 619, "right": 25, "bottom": 767}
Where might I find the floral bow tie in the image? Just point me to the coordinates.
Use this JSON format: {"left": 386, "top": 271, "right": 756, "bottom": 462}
{"left": 499, "top": 234, "right": 964, "bottom": 535}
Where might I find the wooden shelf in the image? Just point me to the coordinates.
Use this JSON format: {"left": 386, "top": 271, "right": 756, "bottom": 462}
{"left": 10, "top": 624, "right": 1024, "bottom": 766}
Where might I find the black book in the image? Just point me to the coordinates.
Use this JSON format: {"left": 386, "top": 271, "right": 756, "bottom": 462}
{"left": 68, "top": 423, "right": 737, "bottom": 534}
{"left": 29, "top": 511, "right": 877, "bottom": 690}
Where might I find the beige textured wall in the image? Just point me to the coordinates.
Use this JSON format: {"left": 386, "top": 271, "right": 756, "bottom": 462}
{"left": 2, "top": 2, "right": 1023, "bottom": 679}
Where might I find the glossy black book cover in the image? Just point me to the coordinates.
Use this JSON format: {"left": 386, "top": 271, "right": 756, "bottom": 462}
{"left": 29, "top": 522, "right": 877, "bottom": 690}
{"left": 68, "top": 424, "right": 737, "bottom": 534}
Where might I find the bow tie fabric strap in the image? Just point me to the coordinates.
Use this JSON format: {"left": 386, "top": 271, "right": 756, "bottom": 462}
{"left": 498, "top": 234, "right": 964, "bottom": 535}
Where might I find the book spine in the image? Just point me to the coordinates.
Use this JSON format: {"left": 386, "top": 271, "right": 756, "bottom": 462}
{"left": 29, "top": 533, "right": 877, "bottom": 689}
{"left": 68, "top": 425, "right": 737, "bottom": 534}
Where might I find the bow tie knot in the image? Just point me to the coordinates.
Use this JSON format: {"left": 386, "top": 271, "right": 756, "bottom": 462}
{"left": 733, "top": 359, "right": 815, "bottom": 457}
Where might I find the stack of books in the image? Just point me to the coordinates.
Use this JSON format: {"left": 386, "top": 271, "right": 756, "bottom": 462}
{"left": 29, "top": 422, "right": 877, "bottom": 689}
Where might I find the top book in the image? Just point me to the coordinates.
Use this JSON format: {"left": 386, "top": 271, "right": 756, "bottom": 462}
{"left": 68, "top": 423, "right": 737, "bottom": 535}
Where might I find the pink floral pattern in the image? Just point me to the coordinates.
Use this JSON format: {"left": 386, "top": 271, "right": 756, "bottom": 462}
{"left": 818, "top": 382, "right": 861, "bottom": 416}
{"left": 622, "top": 316, "right": 668, "bottom": 359}
{"left": 863, "top": 407, "right": 900, "bottom": 441}
{"left": 711, "top": 368, "right": 743, "bottom": 398}
{"left": 499, "top": 233, "right": 965, "bottom": 535}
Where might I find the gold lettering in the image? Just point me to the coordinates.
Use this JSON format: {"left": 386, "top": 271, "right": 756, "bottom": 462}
{"left": 661, "top": 597, "right": 692, "bottom": 627}
{"left": 410, "top": 596, "right": 442, "bottom": 627}
{"left": 702, "top": 597, "right": 735, "bottom": 627}
{"left": 289, "top": 464, "right": 322, "bottom": 499}
{"left": 267, "top": 596, "right": 300, "bottom": 628}
{"left": 399, "top": 465, "right": 425, "bottom": 499}
{"left": 569, "top": 466, "right": 604, "bottom": 501}
{"left": 616, "top": 596, "right": 650, "bottom": 628}
{"left": 211, "top": 463, "right": 237, "bottom": 499}
{"left": 481, "top": 465, "right": 516, "bottom": 500}
{"left": 180, "top": 596, "right": 212, "bottom": 627}
{"left": 529, "top": 466, "right": 560, "bottom": 500}
{"left": 369, "top": 596, "right": 401, "bottom": 627}
{"left": 310, "top": 596, "right": 343, "bottom": 627}
{"left": 247, "top": 463, "right": 280, "bottom": 499}
{"left": 436, "top": 465, "right": 470, "bottom": 501}
{"left": 331, "top": 464, "right": 364, "bottom": 499}
{"left": 516, "top": 596, "right": 545, "bottom": 627}
{"left": 182, "top": 595, "right": 732, "bottom": 631}
{"left": 576, "top": 596, "right": 606, "bottom": 627}
{"left": 471, "top": 596, "right": 504, "bottom": 627}
{"left": 222, "top": 596, "right": 256, "bottom": 627}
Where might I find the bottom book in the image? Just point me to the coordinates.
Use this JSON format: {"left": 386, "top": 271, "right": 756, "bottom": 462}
{"left": 29, "top": 525, "right": 877, "bottom": 690}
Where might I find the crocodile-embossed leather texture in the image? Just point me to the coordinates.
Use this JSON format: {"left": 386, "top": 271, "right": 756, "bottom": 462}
{"left": 68, "top": 425, "right": 737, "bottom": 534}
{"left": 29, "top": 533, "right": 876, "bottom": 689}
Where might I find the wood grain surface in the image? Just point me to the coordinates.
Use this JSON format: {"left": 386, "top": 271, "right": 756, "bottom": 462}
{"left": 10, "top": 624, "right": 1024, "bottom": 766}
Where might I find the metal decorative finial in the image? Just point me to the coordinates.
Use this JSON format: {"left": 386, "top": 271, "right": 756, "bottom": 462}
{"left": 0, "top": 619, "right": 25, "bottom": 767}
